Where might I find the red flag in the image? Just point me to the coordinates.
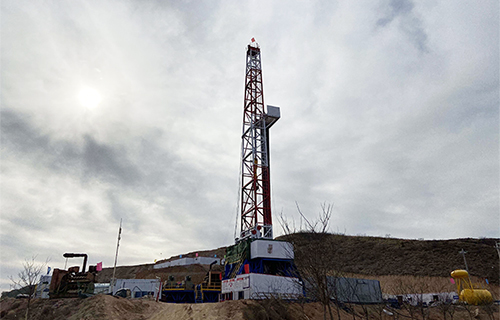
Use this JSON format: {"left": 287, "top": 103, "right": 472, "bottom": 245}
{"left": 251, "top": 38, "right": 255, "bottom": 42}
{"left": 96, "top": 262, "right": 102, "bottom": 271}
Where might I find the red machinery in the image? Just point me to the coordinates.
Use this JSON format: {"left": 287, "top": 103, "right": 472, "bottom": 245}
{"left": 49, "top": 253, "right": 98, "bottom": 298}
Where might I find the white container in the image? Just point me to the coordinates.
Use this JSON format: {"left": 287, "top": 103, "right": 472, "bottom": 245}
{"left": 222, "top": 273, "right": 302, "bottom": 300}
{"left": 250, "top": 240, "right": 294, "bottom": 260}
{"left": 112, "top": 279, "right": 161, "bottom": 299}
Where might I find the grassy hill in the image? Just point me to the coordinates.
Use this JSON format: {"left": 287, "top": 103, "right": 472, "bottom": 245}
{"left": 279, "top": 233, "right": 499, "bottom": 284}
{"left": 96, "top": 234, "right": 498, "bottom": 286}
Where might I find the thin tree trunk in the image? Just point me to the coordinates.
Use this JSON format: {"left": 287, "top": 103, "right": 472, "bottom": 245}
{"left": 25, "top": 298, "right": 30, "bottom": 320}
{"left": 336, "top": 302, "right": 342, "bottom": 320}
{"left": 327, "top": 301, "right": 335, "bottom": 320}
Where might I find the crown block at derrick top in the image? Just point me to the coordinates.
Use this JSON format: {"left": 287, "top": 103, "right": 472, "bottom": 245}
{"left": 250, "top": 239, "right": 294, "bottom": 260}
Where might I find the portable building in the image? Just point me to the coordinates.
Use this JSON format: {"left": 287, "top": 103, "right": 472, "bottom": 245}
{"left": 111, "top": 279, "right": 161, "bottom": 299}
{"left": 304, "top": 277, "right": 383, "bottom": 304}
{"left": 221, "top": 273, "right": 302, "bottom": 300}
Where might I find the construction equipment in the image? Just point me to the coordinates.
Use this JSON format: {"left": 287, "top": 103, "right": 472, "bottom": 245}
{"left": 451, "top": 269, "right": 493, "bottom": 305}
{"left": 195, "top": 261, "right": 222, "bottom": 303}
{"left": 49, "top": 253, "right": 98, "bottom": 298}
{"left": 161, "top": 262, "right": 222, "bottom": 303}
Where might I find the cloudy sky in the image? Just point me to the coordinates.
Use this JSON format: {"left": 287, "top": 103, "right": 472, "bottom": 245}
{"left": 1, "top": 0, "right": 498, "bottom": 291}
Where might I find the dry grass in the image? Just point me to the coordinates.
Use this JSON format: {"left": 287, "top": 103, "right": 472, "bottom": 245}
{"left": 281, "top": 233, "right": 499, "bottom": 285}
{"left": 345, "top": 273, "right": 499, "bottom": 299}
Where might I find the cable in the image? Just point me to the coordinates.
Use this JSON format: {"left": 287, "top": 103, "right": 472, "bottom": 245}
{"left": 234, "top": 140, "right": 243, "bottom": 241}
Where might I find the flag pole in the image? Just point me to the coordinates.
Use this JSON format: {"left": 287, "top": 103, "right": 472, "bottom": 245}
{"left": 110, "top": 218, "right": 122, "bottom": 294}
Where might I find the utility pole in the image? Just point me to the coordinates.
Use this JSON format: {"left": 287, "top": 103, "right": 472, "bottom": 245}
{"left": 459, "top": 248, "right": 469, "bottom": 274}
{"left": 110, "top": 218, "right": 122, "bottom": 294}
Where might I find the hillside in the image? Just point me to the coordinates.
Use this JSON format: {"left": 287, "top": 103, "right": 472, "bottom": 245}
{"left": 97, "top": 235, "right": 499, "bottom": 285}
{"left": 279, "top": 234, "right": 499, "bottom": 284}
{"left": 96, "top": 246, "right": 227, "bottom": 285}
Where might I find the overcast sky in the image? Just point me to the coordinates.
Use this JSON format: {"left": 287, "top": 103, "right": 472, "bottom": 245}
{"left": 1, "top": 0, "right": 498, "bottom": 292}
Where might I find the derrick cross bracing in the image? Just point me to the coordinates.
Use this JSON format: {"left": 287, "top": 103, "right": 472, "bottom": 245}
{"left": 240, "top": 42, "right": 280, "bottom": 240}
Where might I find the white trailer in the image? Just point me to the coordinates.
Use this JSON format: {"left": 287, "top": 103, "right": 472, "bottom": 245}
{"left": 111, "top": 279, "right": 161, "bottom": 299}
{"left": 221, "top": 273, "right": 302, "bottom": 300}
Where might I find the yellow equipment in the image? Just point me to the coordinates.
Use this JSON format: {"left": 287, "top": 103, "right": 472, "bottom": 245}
{"left": 451, "top": 269, "right": 493, "bottom": 305}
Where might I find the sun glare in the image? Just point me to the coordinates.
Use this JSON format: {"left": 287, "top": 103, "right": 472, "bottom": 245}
{"left": 78, "top": 87, "right": 101, "bottom": 109}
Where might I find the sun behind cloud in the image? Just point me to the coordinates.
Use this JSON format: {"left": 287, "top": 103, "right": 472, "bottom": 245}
{"left": 78, "top": 87, "right": 101, "bottom": 109}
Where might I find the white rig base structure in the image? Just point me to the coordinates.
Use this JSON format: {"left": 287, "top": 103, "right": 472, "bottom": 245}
{"left": 221, "top": 239, "right": 302, "bottom": 301}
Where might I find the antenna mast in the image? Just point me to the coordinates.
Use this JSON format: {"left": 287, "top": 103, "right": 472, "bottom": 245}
{"left": 110, "top": 218, "right": 122, "bottom": 292}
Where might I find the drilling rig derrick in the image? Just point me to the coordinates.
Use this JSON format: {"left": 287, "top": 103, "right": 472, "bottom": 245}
{"left": 240, "top": 42, "right": 280, "bottom": 241}
{"left": 221, "top": 41, "right": 301, "bottom": 302}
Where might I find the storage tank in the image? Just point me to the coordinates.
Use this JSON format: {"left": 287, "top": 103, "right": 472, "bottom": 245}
{"left": 451, "top": 269, "right": 493, "bottom": 305}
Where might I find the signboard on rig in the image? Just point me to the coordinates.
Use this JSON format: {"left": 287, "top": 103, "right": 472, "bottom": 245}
{"left": 250, "top": 240, "right": 294, "bottom": 260}
{"left": 221, "top": 274, "right": 250, "bottom": 292}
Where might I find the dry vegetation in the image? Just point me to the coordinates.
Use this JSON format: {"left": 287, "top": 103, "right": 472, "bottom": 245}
{"left": 279, "top": 233, "right": 499, "bottom": 285}
{"left": 244, "top": 298, "right": 499, "bottom": 320}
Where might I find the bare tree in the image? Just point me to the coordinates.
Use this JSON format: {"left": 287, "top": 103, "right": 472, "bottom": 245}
{"left": 10, "top": 256, "right": 48, "bottom": 320}
{"left": 413, "top": 277, "right": 432, "bottom": 320}
{"left": 432, "top": 283, "right": 456, "bottom": 320}
{"left": 280, "top": 202, "right": 342, "bottom": 320}
{"left": 389, "top": 279, "right": 418, "bottom": 320}
{"left": 480, "top": 302, "right": 497, "bottom": 320}
{"left": 437, "top": 300, "right": 457, "bottom": 320}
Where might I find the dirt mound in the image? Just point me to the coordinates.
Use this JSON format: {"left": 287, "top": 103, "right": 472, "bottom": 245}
{"left": 149, "top": 300, "right": 247, "bottom": 320}
{"left": 1, "top": 296, "right": 87, "bottom": 320}
{"left": 0, "top": 295, "right": 247, "bottom": 320}
{"left": 2, "top": 294, "right": 498, "bottom": 320}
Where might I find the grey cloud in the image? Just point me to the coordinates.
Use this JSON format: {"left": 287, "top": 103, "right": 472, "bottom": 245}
{"left": 106, "top": 190, "right": 140, "bottom": 231}
{"left": 376, "top": 0, "right": 428, "bottom": 53}
{"left": 82, "top": 135, "right": 142, "bottom": 185}
{"left": 401, "top": 16, "right": 428, "bottom": 53}
{"left": 1, "top": 109, "right": 50, "bottom": 152}
{"left": 377, "top": 0, "right": 414, "bottom": 27}
{"left": 1, "top": 108, "right": 143, "bottom": 187}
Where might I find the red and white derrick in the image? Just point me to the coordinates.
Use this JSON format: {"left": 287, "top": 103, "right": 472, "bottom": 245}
{"left": 240, "top": 41, "right": 280, "bottom": 240}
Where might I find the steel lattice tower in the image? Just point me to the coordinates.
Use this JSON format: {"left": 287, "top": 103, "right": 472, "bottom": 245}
{"left": 240, "top": 42, "right": 280, "bottom": 240}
